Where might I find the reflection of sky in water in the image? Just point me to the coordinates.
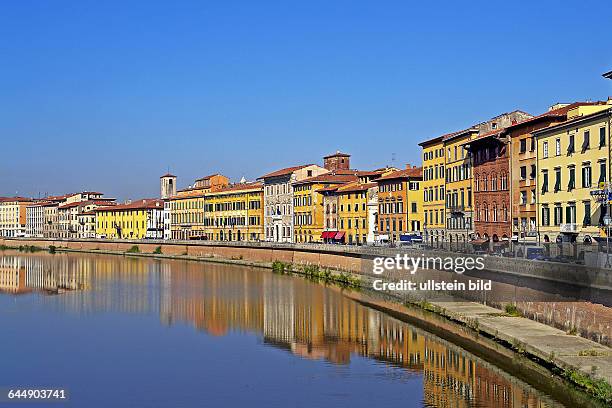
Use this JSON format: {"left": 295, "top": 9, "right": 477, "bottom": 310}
{"left": 0, "top": 252, "right": 563, "bottom": 408}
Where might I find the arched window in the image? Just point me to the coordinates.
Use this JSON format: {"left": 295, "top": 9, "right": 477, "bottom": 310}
{"left": 483, "top": 175, "right": 488, "bottom": 192}
{"left": 483, "top": 203, "right": 489, "bottom": 222}
{"left": 492, "top": 202, "right": 498, "bottom": 222}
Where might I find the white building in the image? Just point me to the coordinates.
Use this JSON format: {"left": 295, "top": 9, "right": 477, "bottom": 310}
{"left": 259, "top": 164, "right": 328, "bottom": 242}
{"left": 163, "top": 200, "right": 171, "bottom": 240}
{"left": 25, "top": 202, "right": 46, "bottom": 238}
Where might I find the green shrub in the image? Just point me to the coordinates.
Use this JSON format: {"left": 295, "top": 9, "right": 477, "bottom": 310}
{"left": 48, "top": 245, "right": 56, "bottom": 254}
{"left": 153, "top": 246, "right": 162, "bottom": 254}
{"left": 126, "top": 245, "right": 140, "bottom": 253}
{"left": 504, "top": 304, "right": 521, "bottom": 317}
{"left": 272, "top": 261, "right": 286, "bottom": 275}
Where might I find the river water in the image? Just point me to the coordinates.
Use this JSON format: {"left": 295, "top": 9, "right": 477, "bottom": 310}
{"left": 0, "top": 251, "right": 579, "bottom": 407}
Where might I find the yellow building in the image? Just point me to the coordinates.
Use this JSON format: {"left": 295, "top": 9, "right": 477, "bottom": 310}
{"left": 168, "top": 174, "right": 229, "bottom": 240}
{"left": 202, "top": 182, "right": 264, "bottom": 242}
{"left": 292, "top": 173, "right": 358, "bottom": 243}
{"left": 336, "top": 181, "right": 378, "bottom": 245}
{"left": 443, "top": 128, "right": 478, "bottom": 243}
{"left": 96, "top": 199, "right": 164, "bottom": 239}
{"left": 535, "top": 103, "right": 612, "bottom": 243}
{"left": 375, "top": 166, "right": 424, "bottom": 242}
{"left": 419, "top": 135, "right": 446, "bottom": 244}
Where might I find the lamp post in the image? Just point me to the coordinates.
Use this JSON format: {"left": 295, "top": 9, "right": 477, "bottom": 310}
{"left": 604, "top": 215, "right": 611, "bottom": 268}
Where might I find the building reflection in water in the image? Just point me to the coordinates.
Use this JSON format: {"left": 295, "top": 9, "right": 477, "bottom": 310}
{"left": 1, "top": 252, "right": 554, "bottom": 407}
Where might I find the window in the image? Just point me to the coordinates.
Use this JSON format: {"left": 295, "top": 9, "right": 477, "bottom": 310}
{"left": 542, "top": 141, "right": 548, "bottom": 158}
{"left": 530, "top": 164, "right": 536, "bottom": 179}
{"left": 554, "top": 168, "right": 561, "bottom": 192}
{"left": 566, "top": 203, "right": 576, "bottom": 224}
{"left": 520, "top": 191, "right": 527, "bottom": 205}
{"left": 530, "top": 136, "right": 535, "bottom": 152}
{"left": 530, "top": 189, "right": 536, "bottom": 204}
{"left": 582, "top": 164, "right": 592, "bottom": 188}
{"left": 520, "top": 166, "right": 527, "bottom": 180}
{"left": 568, "top": 134, "right": 575, "bottom": 154}
{"left": 599, "top": 160, "right": 607, "bottom": 184}
{"left": 541, "top": 206, "right": 550, "bottom": 226}
{"left": 582, "top": 130, "right": 590, "bottom": 152}
{"left": 555, "top": 138, "right": 561, "bottom": 156}
{"left": 600, "top": 127, "right": 607, "bottom": 148}
{"left": 583, "top": 201, "right": 591, "bottom": 226}
{"left": 568, "top": 166, "right": 575, "bottom": 191}
{"left": 519, "top": 139, "right": 527, "bottom": 153}
{"left": 553, "top": 205, "right": 563, "bottom": 226}
{"left": 541, "top": 170, "right": 548, "bottom": 194}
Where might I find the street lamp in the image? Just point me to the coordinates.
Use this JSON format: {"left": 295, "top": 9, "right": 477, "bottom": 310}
{"left": 604, "top": 215, "right": 611, "bottom": 268}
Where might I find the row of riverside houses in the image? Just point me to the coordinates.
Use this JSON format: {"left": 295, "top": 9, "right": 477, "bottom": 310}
{"left": 160, "top": 152, "right": 423, "bottom": 245}
{"left": 2, "top": 71, "right": 610, "bottom": 246}
{"left": 420, "top": 99, "right": 612, "bottom": 248}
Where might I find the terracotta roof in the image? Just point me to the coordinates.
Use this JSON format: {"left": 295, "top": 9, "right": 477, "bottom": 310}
{"left": 59, "top": 200, "right": 116, "bottom": 209}
{"left": 160, "top": 173, "right": 176, "bottom": 178}
{"left": 323, "top": 151, "right": 351, "bottom": 159}
{"left": 356, "top": 169, "right": 387, "bottom": 177}
{"left": 505, "top": 102, "right": 605, "bottom": 131}
{"left": 79, "top": 210, "right": 96, "bottom": 216}
{"left": 95, "top": 199, "right": 163, "bottom": 212}
{"left": 376, "top": 167, "right": 423, "bottom": 181}
{"left": 0, "top": 197, "right": 33, "bottom": 203}
{"left": 258, "top": 164, "right": 313, "bottom": 179}
{"left": 418, "top": 134, "right": 445, "bottom": 147}
{"left": 335, "top": 182, "right": 377, "bottom": 194}
{"left": 208, "top": 182, "right": 263, "bottom": 194}
{"left": 532, "top": 106, "right": 612, "bottom": 136}
{"left": 293, "top": 172, "right": 358, "bottom": 186}
{"left": 195, "top": 173, "right": 222, "bottom": 182}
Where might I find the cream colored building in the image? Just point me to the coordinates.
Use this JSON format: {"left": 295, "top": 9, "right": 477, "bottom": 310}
{"left": 260, "top": 164, "right": 328, "bottom": 242}
{"left": 0, "top": 197, "right": 33, "bottom": 237}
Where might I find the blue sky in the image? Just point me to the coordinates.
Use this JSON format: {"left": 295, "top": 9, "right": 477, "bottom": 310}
{"left": 1, "top": 0, "right": 611, "bottom": 200}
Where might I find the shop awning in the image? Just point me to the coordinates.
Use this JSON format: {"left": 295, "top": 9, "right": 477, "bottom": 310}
{"left": 321, "top": 231, "right": 336, "bottom": 239}
{"left": 334, "top": 231, "right": 345, "bottom": 240}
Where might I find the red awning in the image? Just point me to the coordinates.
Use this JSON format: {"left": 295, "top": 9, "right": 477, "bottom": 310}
{"left": 321, "top": 231, "right": 334, "bottom": 239}
{"left": 334, "top": 231, "right": 345, "bottom": 240}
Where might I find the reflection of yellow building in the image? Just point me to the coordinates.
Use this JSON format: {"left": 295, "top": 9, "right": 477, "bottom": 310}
{"left": 292, "top": 173, "right": 358, "bottom": 243}
{"left": 0, "top": 257, "right": 28, "bottom": 293}
{"left": 535, "top": 103, "right": 612, "bottom": 243}
{"left": 202, "top": 182, "right": 264, "bottom": 241}
{"left": 96, "top": 199, "right": 164, "bottom": 239}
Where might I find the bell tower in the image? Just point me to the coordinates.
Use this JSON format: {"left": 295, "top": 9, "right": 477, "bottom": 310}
{"left": 160, "top": 173, "right": 177, "bottom": 199}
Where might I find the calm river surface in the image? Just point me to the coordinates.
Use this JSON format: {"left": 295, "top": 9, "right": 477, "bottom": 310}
{"left": 0, "top": 251, "right": 571, "bottom": 407}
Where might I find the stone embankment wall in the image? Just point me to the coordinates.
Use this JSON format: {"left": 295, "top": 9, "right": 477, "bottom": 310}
{"left": 2, "top": 237, "right": 611, "bottom": 345}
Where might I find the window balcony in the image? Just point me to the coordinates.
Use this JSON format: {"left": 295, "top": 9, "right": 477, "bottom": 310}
{"left": 560, "top": 223, "right": 578, "bottom": 233}
{"left": 448, "top": 205, "right": 465, "bottom": 214}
